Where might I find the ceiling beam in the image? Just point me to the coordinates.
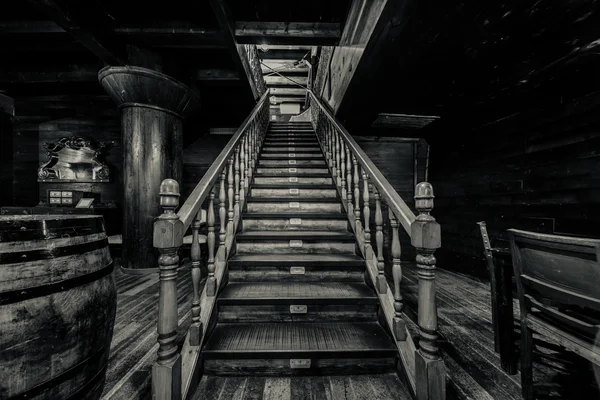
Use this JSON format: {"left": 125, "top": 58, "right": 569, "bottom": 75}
{"left": 0, "top": 66, "right": 100, "bottom": 83}
{"left": 235, "top": 22, "right": 341, "bottom": 46}
{"left": 259, "top": 50, "right": 310, "bottom": 61}
{"left": 0, "top": 66, "right": 240, "bottom": 83}
{"left": 209, "top": 0, "right": 260, "bottom": 100}
{"left": 114, "top": 24, "right": 226, "bottom": 49}
{"left": 195, "top": 69, "right": 239, "bottom": 81}
{"left": 27, "top": 0, "right": 124, "bottom": 65}
{"left": 270, "top": 88, "right": 306, "bottom": 96}
{"left": 265, "top": 75, "right": 308, "bottom": 86}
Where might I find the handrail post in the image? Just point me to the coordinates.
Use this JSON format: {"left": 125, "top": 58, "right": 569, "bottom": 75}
{"left": 152, "top": 179, "right": 183, "bottom": 400}
{"left": 411, "top": 182, "right": 445, "bottom": 400}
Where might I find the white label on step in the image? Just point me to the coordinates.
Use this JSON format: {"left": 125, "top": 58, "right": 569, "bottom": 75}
{"left": 290, "top": 305, "right": 307, "bottom": 314}
{"left": 288, "top": 177, "right": 298, "bottom": 183}
{"left": 290, "top": 240, "right": 303, "bottom": 247}
{"left": 290, "top": 266, "right": 305, "bottom": 274}
{"left": 289, "top": 188, "right": 299, "bottom": 195}
{"left": 290, "top": 359, "right": 311, "bottom": 368}
{"left": 288, "top": 168, "right": 297, "bottom": 173}
{"left": 289, "top": 147, "right": 295, "bottom": 151}
{"left": 289, "top": 202, "right": 300, "bottom": 208}
{"left": 289, "top": 153, "right": 296, "bottom": 158}
{"left": 290, "top": 218, "right": 302, "bottom": 225}
{"left": 289, "top": 133, "right": 295, "bottom": 136}
{"left": 289, "top": 160, "right": 297, "bottom": 165}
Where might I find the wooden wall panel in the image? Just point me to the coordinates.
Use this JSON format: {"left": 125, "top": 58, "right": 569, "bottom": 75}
{"left": 0, "top": 113, "right": 14, "bottom": 206}
{"left": 427, "top": 94, "right": 600, "bottom": 279}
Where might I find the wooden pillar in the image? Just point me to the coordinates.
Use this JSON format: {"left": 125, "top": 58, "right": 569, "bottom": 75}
{"left": 99, "top": 66, "right": 200, "bottom": 273}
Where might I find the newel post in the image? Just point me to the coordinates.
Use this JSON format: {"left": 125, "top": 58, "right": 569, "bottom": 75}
{"left": 152, "top": 179, "right": 183, "bottom": 400}
{"left": 411, "top": 182, "right": 445, "bottom": 400}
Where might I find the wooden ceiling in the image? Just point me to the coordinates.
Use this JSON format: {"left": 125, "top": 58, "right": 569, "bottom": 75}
{"left": 0, "top": 0, "right": 352, "bottom": 133}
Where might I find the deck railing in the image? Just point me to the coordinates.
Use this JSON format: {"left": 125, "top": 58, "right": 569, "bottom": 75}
{"left": 308, "top": 91, "right": 446, "bottom": 400}
{"left": 151, "top": 90, "right": 270, "bottom": 400}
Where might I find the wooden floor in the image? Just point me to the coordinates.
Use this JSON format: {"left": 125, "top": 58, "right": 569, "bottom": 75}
{"left": 99, "top": 262, "right": 193, "bottom": 400}
{"left": 192, "top": 374, "right": 412, "bottom": 400}
{"left": 99, "top": 258, "right": 596, "bottom": 400}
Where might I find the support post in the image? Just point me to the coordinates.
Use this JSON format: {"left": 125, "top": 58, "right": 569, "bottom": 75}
{"left": 411, "top": 182, "right": 445, "bottom": 400}
{"left": 99, "top": 66, "right": 200, "bottom": 273}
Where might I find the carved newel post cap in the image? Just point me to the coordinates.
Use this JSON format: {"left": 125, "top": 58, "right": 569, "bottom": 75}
{"left": 159, "top": 179, "right": 180, "bottom": 210}
{"left": 415, "top": 182, "right": 434, "bottom": 213}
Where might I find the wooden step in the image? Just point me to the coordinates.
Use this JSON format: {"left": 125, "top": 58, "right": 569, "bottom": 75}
{"left": 219, "top": 281, "right": 376, "bottom": 304}
{"left": 202, "top": 322, "right": 396, "bottom": 375}
{"left": 217, "top": 282, "right": 378, "bottom": 323}
{"left": 253, "top": 176, "right": 332, "bottom": 185}
{"left": 261, "top": 146, "right": 321, "bottom": 152}
{"left": 263, "top": 139, "right": 318, "bottom": 144}
{"left": 250, "top": 185, "right": 337, "bottom": 199}
{"left": 260, "top": 153, "right": 323, "bottom": 159}
{"left": 235, "top": 230, "right": 356, "bottom": 255}
{"left": 258, "top": 159, "right": 327, "bottom": 167}
{"left": 255, "top": 167, "right": 329, "bottom": 175}
{"left": 242, "top": 212, "right": 349, "bottom": 231}
{"left": 227, "top": 253, "right": 365, "bottom": 283}
{"left": 246, "top": 198, "right": 341, "bottom": 213}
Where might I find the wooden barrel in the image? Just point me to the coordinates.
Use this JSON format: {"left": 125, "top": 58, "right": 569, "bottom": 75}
{"left": 0, "top": 215, "right": 117, "bottom": 399}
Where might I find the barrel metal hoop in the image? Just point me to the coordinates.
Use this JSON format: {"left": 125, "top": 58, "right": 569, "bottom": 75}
{"left": 0, "top": 259, "right": 114, "bottom": 306}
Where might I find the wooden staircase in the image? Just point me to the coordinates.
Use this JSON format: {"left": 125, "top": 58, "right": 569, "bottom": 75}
{"left": 195, "top": 122, "right": 411, "bottom": 397}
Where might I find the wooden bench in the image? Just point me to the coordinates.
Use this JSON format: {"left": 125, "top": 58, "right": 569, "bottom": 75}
{"left": 508, "top": 229, "right": 600, "bottom": 400}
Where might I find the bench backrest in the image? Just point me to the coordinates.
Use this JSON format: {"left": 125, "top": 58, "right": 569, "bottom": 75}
{"left": 508, "top": 229, "right": 600, "bottom": 341}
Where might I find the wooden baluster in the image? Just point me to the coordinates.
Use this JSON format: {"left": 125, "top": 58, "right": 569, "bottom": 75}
{"left": 189, "top": 209, "right": 203, "bottom": 345}
{"left": 327, "top": 124, "right": 333, "bottom": 168}
{"left": 244, "top": 134, "right": 250, "bottom": 191}
{"left": 346, "top": 143, "right": 352, "bottom": 213}
{"left": 249, "top": 127, "right": 255, "bottom": 178}
{"left": 390, "top": 214, "right": 407, "bottom": 341}
{"left": 152, "top": 179, "right": 183, "bottom": 400}
{"left": 335, "top": 132, "right": 342, "bottom": 188}
{"left": 234, "top": 146, "right": 241, "bottom": 225}
{"left": 240, "top": 137, "right": 246, "bottom": 202}
{"left": 353, "top": 155, "right": 361, "bottom": 232}
{"left": 374, "top": 189, "right": 386, "bottom": 294}
{"left": 218, "top": 167, "right": 227, "bottom": 257}
{"left": 412, "top": 182, "right": 444, "bottom": 400}
{"left": 362, "top": 168, "right": 371, "bottom": 259}
{"left": 207, "top": 186, "right": 216, "bottom": 296}
{"left": 227, "top": 156, "right": 234, "bottom": 238}
{"left": 340, "top": 138, "right": 346, "bottom": 198}
{"left": 332, "top": 130, "right": 339, "bottom": 182}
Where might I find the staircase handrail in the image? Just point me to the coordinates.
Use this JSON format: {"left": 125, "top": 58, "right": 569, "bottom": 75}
{"left": 178, "top": 89, "right": 270, "bottom": 230}
{"left": 151, "top": 89, "right": 270, "bottom": 400}
{"left": 307, "top": 90, "right": 445, "bottom": 400}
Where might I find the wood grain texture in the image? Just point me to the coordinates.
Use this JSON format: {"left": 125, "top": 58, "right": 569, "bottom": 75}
{"left": 0, "top": 215, "right": 115, "bottom": 400}
{"left": 193, "top": 374, "right": 412, "bottom": 400}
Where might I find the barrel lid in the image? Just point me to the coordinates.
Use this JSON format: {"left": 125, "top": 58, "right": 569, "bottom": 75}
{"left": 0, "top": 214, "right": 106, "bottom": 243}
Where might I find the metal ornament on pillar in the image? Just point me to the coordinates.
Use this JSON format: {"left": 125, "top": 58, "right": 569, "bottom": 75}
{"left": 99, "top": 66, "right": 200, "bottom": 273}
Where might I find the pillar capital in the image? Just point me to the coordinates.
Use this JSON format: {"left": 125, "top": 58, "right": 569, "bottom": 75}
{"left": 98, "top": 65, "right": 200, "bottom": 118}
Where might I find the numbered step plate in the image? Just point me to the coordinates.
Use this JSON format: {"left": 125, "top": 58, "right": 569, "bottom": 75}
{"left": 289, "top": 153, "right": 296, "bottom": 158}
{"left": 288, "top": 147, "right": 295, "bottom": 151}
{"left": 290, "top": 359, "right": 311, "bottom": 369}
{"left": 289, "top": 218, "right": 302, "bottom": 225}
{"left": 288, "top": 177, "right": 298, "bottom": 183}
{"left": 289, "top": 202, "right": 300, "bottom": 208}
{"left": 290, "top": 305, "right": 307, "bottom": 314}
{"left": 289, "top": 240, "right": 303, "bottom": 247}
{"left": 290, "top": 266, "right": 305, "bottom": 274}
{"left": 289, "top": 188, "right": 299, "bottom": 195}
{"left": 288, "top": 168, "right": 297, "bottom": 173}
